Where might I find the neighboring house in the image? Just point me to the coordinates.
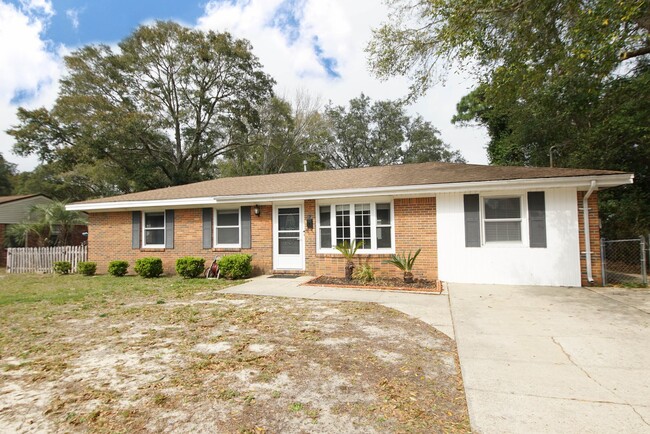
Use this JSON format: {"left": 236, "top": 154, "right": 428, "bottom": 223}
{"left": 0, "top": 195, "right": 53, "bottom": 267}
{"left": 0, "top": 195, "right": 88, "bottom": 268}
{"left": 66, "top": 162, "right": 633, "bottom": 287}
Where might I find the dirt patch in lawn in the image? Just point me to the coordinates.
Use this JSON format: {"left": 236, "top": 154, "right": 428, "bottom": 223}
{"left": 0, "top": 274, "right": 469, "bottom": 433}
{"left": 305, "top": 275, "right": 441, "bottom": 293}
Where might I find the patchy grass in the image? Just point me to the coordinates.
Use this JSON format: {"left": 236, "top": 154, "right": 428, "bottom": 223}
{"left": 0, "top": 273, "right": 470, "bottom": 433}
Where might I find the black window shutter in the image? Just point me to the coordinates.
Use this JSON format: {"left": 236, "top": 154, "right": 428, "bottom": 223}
{"left": 464, "top": 194, "right": 481, "bottom": 247}
{"left": 528, "top": 191, "right": 547, "bottom": 248}
{"left": 131, "top": 211, "right": 141, "bottom": 249}
{"left": 165, "top": 210, "right": 174, "bottom": 249}
{"left": 202, "top": 208, "right": 213, "bottom": 249}
{"left": 241, "top": 206, "right": 251, "bottom": 249}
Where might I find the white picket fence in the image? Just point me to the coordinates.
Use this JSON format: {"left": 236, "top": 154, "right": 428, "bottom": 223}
{"left": 6, "top": 246, "right": 88, "bottom": 274}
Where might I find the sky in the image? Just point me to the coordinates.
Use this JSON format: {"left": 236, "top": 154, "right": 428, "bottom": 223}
{"left": 0, "top": 0, "right": 489, "bottom": 172}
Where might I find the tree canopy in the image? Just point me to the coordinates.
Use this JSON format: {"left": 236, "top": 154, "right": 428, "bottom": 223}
{"left": 0, "top": 153, "right": 15, "bottom": 196}
{"left": 367, "top": 0, "right": 649, "bottom": 99}
{"left": 320, "top": 94, "right": 464, "bottom": 169}
{"left": 8, "top": 21, "right": 275, "bottom": 194}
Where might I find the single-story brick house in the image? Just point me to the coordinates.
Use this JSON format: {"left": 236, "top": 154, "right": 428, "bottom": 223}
{"left": 67, "top": 162, "right": 633, "bottom": 287}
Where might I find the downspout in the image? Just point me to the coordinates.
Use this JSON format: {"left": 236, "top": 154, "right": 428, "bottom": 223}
{"left": 583, "top": 180, "right": 597, "bottom": 284}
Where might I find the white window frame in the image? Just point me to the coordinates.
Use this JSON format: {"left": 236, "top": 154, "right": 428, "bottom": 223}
{"left": 481, "top": 195, "right": 525, "bottom": 245}
{"left": 214, "top": 208, "right": 241, "bottom": 248}
{"left": 142, "top": 210, "right": 166, "bottom": 248}
{"left": 316, "top": 200, "right": 395, "bottom": 254}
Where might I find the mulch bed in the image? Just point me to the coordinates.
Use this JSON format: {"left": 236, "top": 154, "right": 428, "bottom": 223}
{"left": 304, "top": 275, "right": 442, "bottom": 293}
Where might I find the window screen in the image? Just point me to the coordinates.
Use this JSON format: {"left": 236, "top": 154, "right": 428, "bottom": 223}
{"left": 483, "top": 197, "right": 522, "bottom": 242}
{"left": 144, "top": 212, "right": 165, "bottom": 246}
{"left": 216, "top": 209, "right": 240, "bottom": 245}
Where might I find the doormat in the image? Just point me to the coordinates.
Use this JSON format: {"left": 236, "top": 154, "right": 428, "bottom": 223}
{"left": 268, "top": 274, "right": 301, "bottom": 279}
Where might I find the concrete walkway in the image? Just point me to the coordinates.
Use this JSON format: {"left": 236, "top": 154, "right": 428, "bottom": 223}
{"left": 448, "top": 283, "right": 650, "bottom": 433}
{"left": 222, "top": 275, "right": 454, "bottom": 338}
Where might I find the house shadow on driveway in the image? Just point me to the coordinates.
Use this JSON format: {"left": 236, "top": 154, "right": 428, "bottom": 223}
{"left": 448, "top": 283, "right": 650, "bottom": 433}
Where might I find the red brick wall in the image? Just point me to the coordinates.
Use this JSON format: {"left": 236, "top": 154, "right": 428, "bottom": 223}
{"left": 88, "top": 199, "right": 438, "bottom": 280}
{"left": 577, "top": 191, "right": 603, "bottom": 286}
{"left": 89, "top": 208, "right": 273, "bottom": 275}
{"left": 306, "top": 198, "right": 438, "bottom": 281}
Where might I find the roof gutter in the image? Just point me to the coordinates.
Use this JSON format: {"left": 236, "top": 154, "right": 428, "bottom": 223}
{"left": 583, "top": 180, "right": 597, "bottom": 284}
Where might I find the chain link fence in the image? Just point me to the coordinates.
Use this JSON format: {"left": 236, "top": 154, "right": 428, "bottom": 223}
{"left": 601, "top": 236, "right": 648, "bottom": 287}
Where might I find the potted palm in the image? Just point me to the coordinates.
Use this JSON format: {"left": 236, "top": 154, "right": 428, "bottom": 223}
{"left": 384, "top": 248, "right": 422, "bottom": 283}
{"left": 335, "top": 240, "right": 363, "bottom": 281}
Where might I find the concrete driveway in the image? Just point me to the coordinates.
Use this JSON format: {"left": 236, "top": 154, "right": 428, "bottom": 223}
{"left": 449, "top": 283, "right": 650, "bottom": 433}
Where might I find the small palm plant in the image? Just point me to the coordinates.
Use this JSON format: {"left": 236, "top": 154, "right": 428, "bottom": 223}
{"left": 383, "top": 248, "right": 422, "bottom": 283}
{"left": 335, "top": 240, "right": 364, "bottom": 281}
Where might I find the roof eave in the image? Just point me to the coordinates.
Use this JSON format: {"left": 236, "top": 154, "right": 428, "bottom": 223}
{"left": 66, "top": 173, "right": 634, "bottom": 211}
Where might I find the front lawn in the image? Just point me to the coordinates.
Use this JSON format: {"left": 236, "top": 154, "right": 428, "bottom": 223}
{"left": 0, "top": 273, "right": 470, "bottom": 433}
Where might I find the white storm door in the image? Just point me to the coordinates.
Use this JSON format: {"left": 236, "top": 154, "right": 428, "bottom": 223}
{"left": 274, "top": 205, "right": 304, "bottom": 270}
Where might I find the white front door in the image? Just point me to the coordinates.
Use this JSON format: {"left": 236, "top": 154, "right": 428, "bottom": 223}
{"left": 273, "top": 205, "right": 304, "bottom": 270}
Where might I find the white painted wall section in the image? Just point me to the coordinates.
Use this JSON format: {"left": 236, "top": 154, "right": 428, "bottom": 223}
{"left": 437, "top": 188, "right": 581, "bottom": 286}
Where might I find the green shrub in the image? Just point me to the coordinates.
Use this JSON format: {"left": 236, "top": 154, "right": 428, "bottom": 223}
{"left": 134, "top": 257, "right": 164, "bottom": 278}
{"left": 353, "top": 264, "right": 375, "bottom": 283}
{"left": 383, "top": 248, "right": 422, "bottom": 283}
{"left": 77, "top": 261, "right": 97, "bottom": 276}
{"left": 108, "top": 260, "right": 129, "bottom": 277}
{"left": 175, "top": 257, "right": 206, "bottom": 278}
{"left": 218, "top": 254, "right": 252, "bottom": 279}
{"left": 53, "top": 261, "right": 71, "bottom": 275}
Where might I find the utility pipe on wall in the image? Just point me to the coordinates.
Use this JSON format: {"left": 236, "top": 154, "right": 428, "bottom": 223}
{"left": 583, "top": 180, "right": 597, "bottom": 283}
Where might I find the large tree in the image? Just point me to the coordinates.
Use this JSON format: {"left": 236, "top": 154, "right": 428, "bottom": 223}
{"left": 320, "top": 94, "right": 464, "bottom": 169}
{"left": 367, "top": 0, "right": 649, "bottom": 99}
{"left": 8, "top": 21, "right": 274, "bottom": 196}
{"left": 218, "top": 93, "right": 329, "bottom": 176}
{"left": 0, "top": 153, "right": 16, "bottom": 195}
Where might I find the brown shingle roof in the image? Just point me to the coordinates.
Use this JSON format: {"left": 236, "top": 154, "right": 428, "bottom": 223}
{"left": 0, "top": 194, "right": 41, "bottom": 205}
{"left": 74, "top": 162, "right": 628, "bottom": 205}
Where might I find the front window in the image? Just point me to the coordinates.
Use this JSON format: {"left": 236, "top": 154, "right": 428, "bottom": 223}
{"left": 376, "top": 203, "right": 392, "bottom": 248}
{"left": 354, "top": 204, "right": 371, "bottom": 249}
{"left": 483, "top": 197, "right": 522, "bottom": 242}
{"left": 143, "top": 212, "right": 165, "bottom": 247}
{"left": 318, "top": 201, "right": 393, "bottom": 252}
{"left": 319, "top": 205, "right": 332, "bottom": 249}
{"left": 335, "top": 205, "right": 351, "bottom": 247}
{"left": 215, "top": 209, "right": 240, "bottom": 247}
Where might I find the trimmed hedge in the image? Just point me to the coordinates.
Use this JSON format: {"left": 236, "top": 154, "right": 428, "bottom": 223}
{"left": 175, "top": 257, "right": 205, "bottom": 278}
{"left": 108, "top": 260, "right": 129, "bottom": 277}
{"left": 218, "top": 254, "right": 253, "bottom": 280}
{"left": 77, "top": 261, "right": 97, "bottom": 276}
{"left": 134, "top": 257, "right": 164, "bottom": 278}
{"left": 53, "top": 261, "right": 71, "bottom": 275}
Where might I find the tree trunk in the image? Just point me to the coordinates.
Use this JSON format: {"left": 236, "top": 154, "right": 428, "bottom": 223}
{"left": 345, "top": 261, "right": 355, "bottom": 281}
{"left": 403, "top": 271, "right": 414, "bottom": 284}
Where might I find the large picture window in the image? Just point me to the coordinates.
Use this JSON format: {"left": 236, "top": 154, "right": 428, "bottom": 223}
{"left": 215, "top": 209, "right": 240, "bottom": 247}
{"left": 483, "top": 197, "right": 522, "bottom": 242}
{"left": 318, "top": 201, "right": 394, "bottom": 253}
{"left": 143, "top": 211, "right": 165, "bottom": 247}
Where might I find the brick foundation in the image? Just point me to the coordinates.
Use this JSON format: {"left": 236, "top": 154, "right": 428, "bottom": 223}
{"left": 577, "top": 191, "right": 603, "bottom": 286}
